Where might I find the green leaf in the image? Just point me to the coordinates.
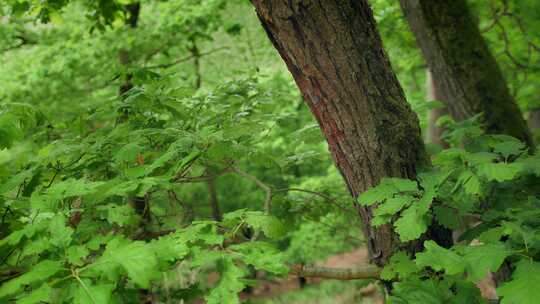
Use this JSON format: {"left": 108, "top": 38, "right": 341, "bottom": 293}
{"left": 417, "top": 169, "right": 453, "bottom": 192}
{"left": 456, "top": 243, "right": 512, "bottom": 282}
{"left": 374, "top": 196, "right": 414, "bottom": 217}
{"left": 205, "top": 257, "right": 245, "bottom": 304}
{"left": 450, "top": 280, "right": 484, "bottom": 304}
{"left": 92, "top": 237, "right": 158, "bottom": 288}
{"left": 244, "top": 212, "right": 287, "bottom": 239}
{"left": 74, "top": 280, "right": 114, "bottom": 304}
{"left": 46, "top": 179, "right": 105, "bottom": 199}
{"left": 433, "top": 206, "right": 460, "bottom": 230}
{"left": 67, "top": 245, "right": 90, "bottom": 266}
{"left": 150, "top": 234, "right": 190, "bottom": 262}
{"left": 48, "top": 214, "right": 73, "bottom": 248}
{"left": 498, "top": 260, "right": 540, "bottom": 304}
{"left": 464, "top": 152, "right": 498, "bottom": 166}
{"left": 0, "top": 168, "right": 35, "bottom": 195}
{"left": 394, "top": 205, "right": 429, "bottom": 242}
{"left": 373, "top": 195, "right": 415, "bottom": 227}
{"left": 0, "top": 260, "right": 62, "bottom": 298}
{"left": 143, "top": 146, "right": 178, "bottom": 176}
{"left": 491, "top": 137, "right": 526, "bottom": 158}
{"left": 455, "top": 170, "right": 482, "bottom": 196}
{"left": 432, "top": 148, "right": 465, "bottom": 167}
{"left": 359, "top": 178, "right": 418, "bottom": 206}
{"left": 0, "top": 224, "right": 40, "bottom": 247}
{"left": 388, "top": 278, "right": 452, "bottom": 304}
{"left": 380, "top": 251, "right": 417, "bottom": 280}
{"left": 518, "top": 154, "right": 540, "bottom": 176}
{"left": 114, "top": 142, "right": 142, "bottom": 163}
{"left": 478, "top": 227, "right": 505, "bottom": 243}
{"left": 102, "top": 204, "right": 137, "bottom": 226}
{"left": 16, "top": 284, "right": 52, "bottom": 304}
{"left": 416, "top": 241, "right": 465, "bottom": 276}
{"left": 476, "top": 163, "right": 524, "bottom": 182}
{"left": 230, "top": 242, "right": 288, "bottom": 274}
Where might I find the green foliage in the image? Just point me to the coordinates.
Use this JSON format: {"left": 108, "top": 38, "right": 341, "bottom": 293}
{"left": 364, "top": 117, "right": 540, "bottom": 302}
{"left": 1, "top": 0, "right": 539, "bottom": 302}
{"left": 497, "top": 260, "right": 540, "bottom": 304}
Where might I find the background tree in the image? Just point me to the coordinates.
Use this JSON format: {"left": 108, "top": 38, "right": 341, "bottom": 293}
{"left": 400, "top": 0, "right": 533, "bottom": 147}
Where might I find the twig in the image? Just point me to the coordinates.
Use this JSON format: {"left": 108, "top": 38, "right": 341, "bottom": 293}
{"left": 73, "top": 269, "right": 98, "bottom": 304}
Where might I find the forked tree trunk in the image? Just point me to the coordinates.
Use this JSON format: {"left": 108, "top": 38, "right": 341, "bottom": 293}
{"left": 425, "top": 70, "right": 448, "bottom": 147}
{"left": 251, "top": 0, "right": 434, "bottom": 266}
{"left": 400, "top": 0, "right": 533, "bottom": 148}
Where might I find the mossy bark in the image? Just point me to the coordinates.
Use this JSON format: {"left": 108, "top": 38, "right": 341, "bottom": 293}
{"left": 400, "top": 0, "right": 533, "bottom": 147}
{"left": 251, "top": 0, "right": 436, "bottom": 266}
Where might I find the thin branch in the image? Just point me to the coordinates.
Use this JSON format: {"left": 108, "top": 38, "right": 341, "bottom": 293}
{"left": 275, "top": 187, "right": 355, "bottom": 213}
{"left": 290, "top": 264, "right": 381, "bottom": 280}
{"left": 231, "top": 167, "right": 272, "bottom": 215}
{"left": 146, "top": 47, "right": 229, "bottom": 69}
{"left": 174, "top": 168, "right": 231, "bottom": 183}
{"left": 171, "top": 152, "right": 203, "bottom": 182}
{"left": 481, "top": 0, "right": 508, "bottom": 33}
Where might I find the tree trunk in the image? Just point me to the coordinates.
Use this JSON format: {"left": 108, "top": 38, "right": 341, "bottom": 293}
{"left": 425, "top": 70, "right": 448, "bottom": 147}
{"left": 399, "top": 0, "right": 533, "bottom": 148}
{"left": 251, "top": 0, "right": 432, "bottom": 266}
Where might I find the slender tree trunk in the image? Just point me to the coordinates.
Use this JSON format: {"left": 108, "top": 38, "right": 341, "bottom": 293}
{"left": 118, "top": 3, "right": 149, "bottom": 223}
{"left": 251, "top": 0, "right": 442, "bottom": 266}
{"left": 399, "top": 0, "right": 533, "bottom": 148}
{"left": 189, "top": 37, "right": 202, "bottom": 90}
{"left": 529, "top": 108, "right": 540, "bottom": 144}
{"left": 425, "top": 70, "right": 448, "bottom": 147}
{"left": 187, "top": 42, "right": 224, "bottom": 222}
{"left": 117, "top": 2, "right": 141, "bottom": 122}
{"left": 207, "top": 178, "right": 222, "bottom": 221}
{"left": 116, "top": 4, "right": 156, "bottom": 303}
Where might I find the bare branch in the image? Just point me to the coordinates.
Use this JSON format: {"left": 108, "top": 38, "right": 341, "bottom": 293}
{"left": 291, "top": 264, "right": 381, "bottom": 280}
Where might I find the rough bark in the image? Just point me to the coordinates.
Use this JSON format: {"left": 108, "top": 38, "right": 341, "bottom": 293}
{"left": 251, "top": 0, "right": 430, "bottom": 266}
{"left": 425, "top": 70, "right": 448, "bottom": 147}
{"left": 400, "top": 0, "right": 533, "bottom": 147}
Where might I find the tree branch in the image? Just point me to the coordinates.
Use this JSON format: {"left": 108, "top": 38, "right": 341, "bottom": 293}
{"left": 275, "top": 187, "right": 355, "bottom": 213}
{"left": 290, "top": 264, "right": 381, "bottom": 280}
{"left": 232, "top": 167, "right": 272, "bottom": 215}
